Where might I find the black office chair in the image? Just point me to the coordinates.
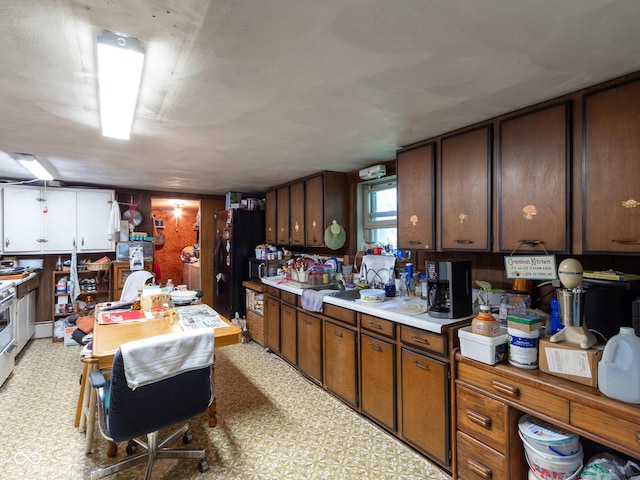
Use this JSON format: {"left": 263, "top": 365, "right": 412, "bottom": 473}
{"left": 89, "top": 329, "right": 214, "bottom": 479}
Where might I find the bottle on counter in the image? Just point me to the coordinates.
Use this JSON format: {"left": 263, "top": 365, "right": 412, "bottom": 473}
{"left": 550, "top": 298, "right": 561, "bottom": 335}
{"left": 385, "top": 267, "right": 396, "bottom": 297}
{"left": 420, "top": 274, "right": 428, "bottom": 299}
{"left": 55, "top": 256, "right": 63, "bottom": 271}
{"left": 398, "top": 268, "right": 409, "bottom": 297}
{"left": 165, "top": 279, "right": 174, "bottom": 292}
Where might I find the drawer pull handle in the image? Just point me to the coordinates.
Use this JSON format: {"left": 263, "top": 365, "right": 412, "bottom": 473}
{"left": 612, "top": 239, "right": 640, "bottom": 245}
{"left": 491, "top": 379, "right": 520, "bottom": 397}
{"left": 467, "top": 458, "right": 492, "bottom": 478}
{"left": 466, "top": 408, "right": 492, "bottom": 428}
{"left": 368, "top": 343, "right": 382, "bottom": 352}
{"left": 332, "top": 331, "right": 343, "bottom": 338}
{"left": 636, "top": 431, "right": 640, "bottom": 444}
{"left": 411, "top": 335, "right": 429, "bottom": 345}
{"left": 412, "top": 360, "right": 429, "bottom": 370}
{"left": 453, "top": 239, "right": 473, "bottom": 244}
{"left": 303, "top": 319, "right": 311, "bottom": 325}
{"left": 368, "top": 322, "right": 382, "bottom": 329}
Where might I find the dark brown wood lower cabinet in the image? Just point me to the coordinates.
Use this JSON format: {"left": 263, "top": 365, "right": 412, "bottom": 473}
{"left": 360, "top": 333, "right": 396, "bottom": 432}
{"left": 280, "top": 303, "right": 297, "bottom": 366}
{"left": 401, "top": 347, "right": 450, "bottom": 467}
{"left": 297, "top": 311, "right": 322, "bottom": 384}
{"left": 323, "top": 320, "right": 358, "bottom": 408}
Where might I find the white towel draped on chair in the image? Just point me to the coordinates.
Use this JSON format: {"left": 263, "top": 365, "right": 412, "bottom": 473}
{"left": 121, "top": 329, "right": 214, "bottom": 390}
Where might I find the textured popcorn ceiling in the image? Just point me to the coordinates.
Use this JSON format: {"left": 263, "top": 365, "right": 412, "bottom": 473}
{"left": 1, "top": 0, "right": 639, "bottom": 195}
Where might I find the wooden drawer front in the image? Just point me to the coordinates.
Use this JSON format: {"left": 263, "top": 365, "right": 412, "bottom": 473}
{"left": 246, "top": 310, "right": 264, "bottom": 346}
{"left": 400, "top": 325, "right": 446, "bottom": 355}
{"left": 323, "top": 303, "right": 356, "bottom": 326}
{"left": 572, "top": 403, "right": 640, "bottom": 457}
{"left": 281, "top": 290, "right": 297, "bottom": 306}
{"left": 457, "top": 363, "right": 570, "bottom": 423}
{"left": 266, "top": 286, "right": 281, "bottom": 298}
{"left": 456, "top": 431, "right": 507, "bottom": 480}
{"left": 361, "top": 314, "right": 395, "bottom": 338}
{"left": 457, "top": 385, "right": 509, "bottom": 453}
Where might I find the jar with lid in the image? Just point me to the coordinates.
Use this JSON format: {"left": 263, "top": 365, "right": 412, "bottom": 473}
{"left": 471, "top": 306, "right": 500, "bottom": 337}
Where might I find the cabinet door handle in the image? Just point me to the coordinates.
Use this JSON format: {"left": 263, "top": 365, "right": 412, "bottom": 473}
{"left": 368, "top": 343, "right": 382, "bottom": 352}
{"left": 636, "top": 431, "right": 640, "bottom": 445}
{"left": 466, "top": 408, "right": 492, "bottom": 428}
{"left": 332, "top": 330, "right": 343, "bottom": 338}
{"left": 467, "top": 458, "right": 492, "bottom": 478}
{"left": 491, "top": 379, "right": 520, "bottom": 398}
{"left": 612, "top": 239, "right": 640, "bottom": 245}
{"left": 4, "top": 238, "right": 8, "bottom": 248}
{"left": 408, "top": 240, "right": 421, "bottom": 245}
{"left": 303, "top": 319, "right": 311, "bottom": 325}
{"left": 412, "top": 360, "right": 429, "bottom": 370}
{"left": 411, "top": 335, "right": 429, "bottom": 345}
{"left": 367, "top": 322, "right": 382, "bottom": 329}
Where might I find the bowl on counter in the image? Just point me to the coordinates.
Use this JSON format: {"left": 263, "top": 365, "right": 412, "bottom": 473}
{"left": 359, "top": 289, "right": 385, "bottom": 303}
{"left": 170, "top": 290, "right": 197, "bottom": 306}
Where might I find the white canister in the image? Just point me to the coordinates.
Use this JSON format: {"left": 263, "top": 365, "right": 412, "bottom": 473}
{"left": 508, "top": 327, "right": 540, "bottom": 369}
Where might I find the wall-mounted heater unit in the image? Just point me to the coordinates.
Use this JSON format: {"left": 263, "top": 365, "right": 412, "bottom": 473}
{"left": 358, "top": 164, "right": 386, "bottom": 180}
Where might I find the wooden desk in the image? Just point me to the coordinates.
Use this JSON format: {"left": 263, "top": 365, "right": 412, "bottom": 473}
{"left": 76, "top": 311, "right": 241, "bottom": 454}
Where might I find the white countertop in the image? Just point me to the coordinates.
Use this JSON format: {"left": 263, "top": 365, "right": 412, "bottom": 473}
{"left": 261, "top": 276, "right": 472, "bottom": 334}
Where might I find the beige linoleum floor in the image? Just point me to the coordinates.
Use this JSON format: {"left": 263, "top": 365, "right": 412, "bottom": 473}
{"left": 0, "top": 337, "right": 451, "bottom": 480}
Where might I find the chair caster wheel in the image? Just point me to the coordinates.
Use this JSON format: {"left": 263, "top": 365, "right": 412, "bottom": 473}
{"left": 182, "top": 432, "right": 193, "bottom": 444}
{"left": 198, "top": 459, "right": 209, "bottom": 473}
{"left": 126, "top": 441, "right": 137, "bottom": 455}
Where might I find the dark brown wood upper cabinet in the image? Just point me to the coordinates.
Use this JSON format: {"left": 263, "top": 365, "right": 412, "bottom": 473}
{"left": 583, "top": 78, "right": 640, "bottom": 253}
{"left": 276, "top": 186, "right": 290, "bottom": 245}
{"left": 305, "top": 172, "right": 348, "bottom": 248}
{"left": 497, "top": 102, "right": 571, "bottom": 253}
{"left": 397, "top": 142, "right": 435, "bottom": 251}
{"left": 289, "top": 181, "right": 305, "bottom": 246}
{"left": 440, "top": 125, "right": 492, "bottom": 251}
{"left": 265, "top": 189, "right": 277, "bottom": 244}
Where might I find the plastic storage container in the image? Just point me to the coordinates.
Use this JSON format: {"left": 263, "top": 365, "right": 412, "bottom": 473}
{"left": 458, "top": 325, "right": 509, "bottom": 365}
{"left": 508, "top": 327, "right": 540, "bottom": 369}
{"left": 522, "top": 432, "right": 583, "bottom": 480}
{"left": 518, "top": 414, "right": 580, "bottom": 456}
{"left": 598, "top": 327, "right": 640, "bottom": 404}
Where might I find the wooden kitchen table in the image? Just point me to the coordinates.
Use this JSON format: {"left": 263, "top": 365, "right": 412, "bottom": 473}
{"left": 76, "top": 310, "right": 241, "bottom": 455}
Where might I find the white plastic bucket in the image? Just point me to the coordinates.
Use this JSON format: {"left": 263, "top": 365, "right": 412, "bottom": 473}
{"left": 598, "top": 327, "right": 640, "bottom": 404}
{"left": 518, "top": 414, "right": 580, "bottom": 456}
{"left": 508, "top": 327, "right": 540, "bottom": 369}
{"left": 522, "top": 432, "right": 583, "bottom": 479}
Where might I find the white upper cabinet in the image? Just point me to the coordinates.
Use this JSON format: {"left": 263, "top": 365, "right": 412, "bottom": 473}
{"left": 2, "top": 185, "right": 114, "bottom": 254}
{"left": 76, "top": 189, "right": 115, "bottom": 252}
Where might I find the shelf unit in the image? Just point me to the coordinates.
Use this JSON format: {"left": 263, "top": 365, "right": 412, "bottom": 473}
{"left": 52, "top": 267, "right": 112, "bottom": 342}
{"left": 243, "top": 280, "right": 266, "bottom": 346}
{"left": 112, "top": 261, "right": 153, "bottom": 300}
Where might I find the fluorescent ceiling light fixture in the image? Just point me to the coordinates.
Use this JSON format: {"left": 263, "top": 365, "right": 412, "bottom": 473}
{"left": 97, "top": 30, "right": 145, "bottom": 140}
{"left": 16, "top": 154, "right": 53, "bottom": 181}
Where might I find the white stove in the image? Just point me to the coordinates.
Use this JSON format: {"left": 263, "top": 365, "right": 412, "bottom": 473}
{"left": 0, "top": 280, "right": 17, "bottom": 388}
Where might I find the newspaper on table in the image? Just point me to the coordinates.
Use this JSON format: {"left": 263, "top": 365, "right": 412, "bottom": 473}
{"left": 176, "top": 304, "right": 229, "bottom": 330}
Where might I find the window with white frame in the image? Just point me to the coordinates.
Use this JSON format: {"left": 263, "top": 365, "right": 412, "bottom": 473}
{"left": 360, "top": 177, "right": 397, "bottom": 250}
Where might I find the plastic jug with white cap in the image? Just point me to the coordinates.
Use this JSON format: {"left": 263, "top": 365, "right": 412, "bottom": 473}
{"left": 598, "top": 327, "right": 640, "bottom": 404}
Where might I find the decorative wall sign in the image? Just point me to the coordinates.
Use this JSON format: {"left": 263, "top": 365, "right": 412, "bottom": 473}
{"left": 504, "top": 255, "right": 557, "bottom": 280}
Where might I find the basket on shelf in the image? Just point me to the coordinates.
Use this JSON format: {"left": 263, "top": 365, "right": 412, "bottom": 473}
{"left": 85, "top": 262, "right": 112, "bottom": 271}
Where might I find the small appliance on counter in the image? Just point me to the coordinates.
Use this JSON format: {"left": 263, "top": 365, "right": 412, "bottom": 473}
{"left": 426, "top": 259, "right": 472, "bottom": 319}
{"left": 550, "top": 259, "right": 597, "bottom": 349}
{"left": 582, "top": 276, "right": 640, "bottom": 341}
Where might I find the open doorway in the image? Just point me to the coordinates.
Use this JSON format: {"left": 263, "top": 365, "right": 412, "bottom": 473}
{"left": 150, "top": 197, "right": 201, "bottom": 290}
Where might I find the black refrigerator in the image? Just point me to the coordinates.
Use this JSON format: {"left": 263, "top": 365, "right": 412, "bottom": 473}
{"left": 212, "top": 209, "right": 265, "bottom": 320}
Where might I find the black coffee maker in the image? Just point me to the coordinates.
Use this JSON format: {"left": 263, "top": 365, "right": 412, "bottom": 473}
{"left": 426, "top": 260, "right": 473, "bottom": 319}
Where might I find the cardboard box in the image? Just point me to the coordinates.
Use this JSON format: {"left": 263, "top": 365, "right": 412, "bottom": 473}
{"left": 539, "top": 337, "right": 604, "bottom": 387}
